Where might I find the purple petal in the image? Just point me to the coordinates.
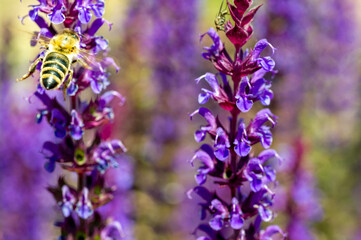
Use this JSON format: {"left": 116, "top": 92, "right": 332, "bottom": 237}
{"left": 235, "top": 141, "right": 251, "bottom": 157}
{"left": 195, "top": 171, "right": 207, "bottom": 185}
{"left": 91, "top": 0, "right": 105, "bottom": 17}
{"left": 61, "top": 186, "right": 75, "bottom": 217}
{"left": 260, "top": 225, "right": 286, "bottom": 240}
{"left": 110, "top": 139, "right": 127, "bottom": 152}
{"left": 200, "top": 28, "right": 223, "bottom": 59}
{"left": 29, "top": 7, "right": 39, "bottom": 21}
{"left": 236, "top": 95, "right": 253, "bottom": 112}
{"left": 102, "top": 57, "right": 120, "bottom": 72}
{"left": 253, "top": 39, "right": 276, "bottom": 59}
{"left": 76, "top": 188, "right": 94, "bottom": 219}
{"left": 186, "top": 186, "right": 212, "bottom": 201}
{"left": 99, "top": 91, "right": 126, "bottom": 107}
{"left": 87, "top": 18, "right": 107, "bottom": 36}
{"left": 196, "top": 73, "right": 219, "bottom": 94}
{"left": 250, "top": 176, "right": 263, "bottom": 192}
{"left": 259, "top": 128, "right": 273, "bottom": 149}
{"left": 264, "top": 166, "right": 276, "bottom": 182}
{"left": 48, "top": 3, "right": 65, "bottom": 24}
{"left": 189, "top": 108, "right": 217, "bottom": 131}
{"left": 258, "top": 57, "right": 276, "bottom": 72}
{"left": 210, "top": 199, "right": 227, "bottom": 214}
{"left": 62, "top": 202, "right": 73, "bottom": 217}
{"left": 230, "top": 213, "right": 244, "bottom": 230}
{"left": 191, "top": 149, "right": 214, "bottom": 169}
{"left": 90, "top": 77, "right": 103, "bottom": 94}
{"left": 78, "top": 7, "right": 92, "bottom": 24}
{"left": 69, "top": 110, "right": 84, "bottom": 140}
{"left": 253, "top": 109, "right": 278, "bottom": 129}
{"left": 214, "top": 146, "right": 229, "bottom": 161}
{"left": 94, "top": 37, "right": 108, "bottom": 53}
{"left": 258, "top": 205, "right": 272, "bottom": 222}
{"left": 258, "top": 149, "right": 282, "bottom": 164}
{"left": 67, "top": 81, "right": 78, "bottom": 96}
{"left": 259, "top": 89, "right": 273, "bottom": 106}
{"left": 100, "top": 221, "right": 125, "bottom": 240}
{"left": 250, "top": 78, "right": 265, "bottom": 96}
{"left": 195, "top": 130, "right": 206, "bottom": 142}
{"left": 209, "top": 215, "right": 223, "bottom": 231}
{"left": 198, "top": 92, "right": 210, "bottom": 104}
{"left": 44, "top": 156, "right": 56, "bottom": 173}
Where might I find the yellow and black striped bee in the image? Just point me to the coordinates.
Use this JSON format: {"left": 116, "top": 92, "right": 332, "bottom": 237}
{"left": 17, "top": 29, "right": 90, "bottom": 97}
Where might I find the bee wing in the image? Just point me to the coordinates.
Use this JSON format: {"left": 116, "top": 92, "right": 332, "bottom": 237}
{"left": 31, "top": 34, "right": 52, "bottom": 47}
{"left": 15, "top": 28, "right": 51, "bottom": 47}
{"left": 76, "top": 49, "right": 104, "bottom": 71}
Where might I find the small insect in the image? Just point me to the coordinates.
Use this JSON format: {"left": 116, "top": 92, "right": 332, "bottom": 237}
{"left": 214, "top": 0, "right": 229, "bottom": 32}
{"left": 16, "top": 29, "right": 93, "bottom": 98}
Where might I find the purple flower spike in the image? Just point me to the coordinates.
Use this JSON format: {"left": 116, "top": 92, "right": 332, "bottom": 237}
{"left": 75, "top": 188, "right": 94, "bottom": 220}
{"left": 69, "top": 110, "right": 84, "bottom": 141}
{"left": 61, "top": 185, "right": 75, "bottom": 217}
{"left": 190, "top": 0, "right": 282, "bottom": 238}
{"left": 20, "top": 0, "right": 130, "bottom": 237}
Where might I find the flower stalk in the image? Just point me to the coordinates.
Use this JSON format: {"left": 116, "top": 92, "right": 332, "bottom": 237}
{"left": 189, "top": 1, "right": 285, "bottom": 239}
{"left": 19, "top": 1, "right": 127, "bottom": 239}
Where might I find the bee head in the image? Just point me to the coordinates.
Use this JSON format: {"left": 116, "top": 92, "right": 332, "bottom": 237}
{"left": 52, "top": 29, "right": 80, "bottom": 54}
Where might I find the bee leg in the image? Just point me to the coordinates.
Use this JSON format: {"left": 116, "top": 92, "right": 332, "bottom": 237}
{"left": 62, "top": 69, "right": 73, "bottom": 100}
{"left": 16, "top": 57, "right": 43, "bottom": 82}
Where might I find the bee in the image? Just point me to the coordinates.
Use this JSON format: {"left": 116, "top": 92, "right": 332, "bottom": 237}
{"left": 16, "top": 29, "right": 91, "bottom": 98}
{"left": 214, "top": 0, "right": 229, "bottom": 32}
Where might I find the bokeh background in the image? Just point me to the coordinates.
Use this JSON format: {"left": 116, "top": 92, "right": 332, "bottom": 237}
{"left": 0, "top": 0, "right": 361, "bottom": 239}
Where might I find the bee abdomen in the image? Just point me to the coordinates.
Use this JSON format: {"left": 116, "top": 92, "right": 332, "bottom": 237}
{"left": 41, "top": 52, "right": 70, "bottom": 90}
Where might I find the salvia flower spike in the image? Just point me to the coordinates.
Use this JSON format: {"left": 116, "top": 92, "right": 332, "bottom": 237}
{"left": 189, "top": 1, "right": 286, "bottom": 239}
{"left": 19, "top": 0, "right": 129, "bottom": 238}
